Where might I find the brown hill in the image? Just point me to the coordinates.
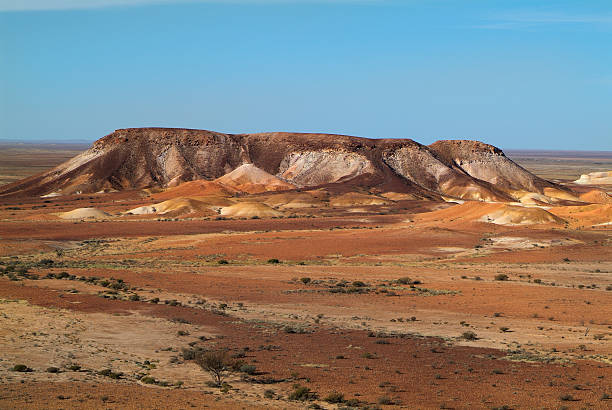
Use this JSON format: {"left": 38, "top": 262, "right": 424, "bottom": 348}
{"left": 0, "top": 128, "right": 568, "bottom": 203}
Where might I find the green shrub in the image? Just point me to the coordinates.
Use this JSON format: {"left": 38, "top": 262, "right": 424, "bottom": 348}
{"left": 288, "top": 385, "right": 316, "bottom": 401}
{"left": 98, "top": 369, "right": 123, "bottom": 379}
{"left": 462, "top": 331, "right": 477, "bottom": 341}
{"left": 239, "top": 364, "right": 257, "bottom": 375}
{"left": 12, "top": 364, "right": 32, "bottom": 372}
{"left": 378, "top": 396, "right": 394, "bottom": 405}
{"left": 140, "top": 376, "right": 157, "bottom": 384}
{"left": 362, "top": 352, "right": 375, "bottom": 359}
{"left": 324, "top": 391, "right": 345, "bottom": 403}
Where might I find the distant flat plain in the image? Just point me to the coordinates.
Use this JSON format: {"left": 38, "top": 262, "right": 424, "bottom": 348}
{"left": 0, "top": 143, "right": 610, "bottom": 187}
{"left": 0, "top": 143, "right": 88, "bottom": 187}
{"left": 506, "top": 149, "right": 612, "bottom": 182}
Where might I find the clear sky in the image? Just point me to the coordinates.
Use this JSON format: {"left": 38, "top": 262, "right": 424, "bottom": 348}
{"left": 1, "top": 0, "right": 610, "bottom": 150}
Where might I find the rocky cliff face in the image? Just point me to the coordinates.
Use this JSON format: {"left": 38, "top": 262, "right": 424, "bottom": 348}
{"left": 0, "top": 127, "right": 565, "bottom": 202}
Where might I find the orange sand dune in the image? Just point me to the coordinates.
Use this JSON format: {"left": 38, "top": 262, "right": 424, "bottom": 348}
{"left": 549, "top": 203, "right": 612, "bottom": 227}
{"left": 153, "top": 180, "right": 235, "bottom": 201}
{"left": 219, "top": 202, "right": 282, "bottom": 218}
{"left": 59, "top": 207, "right": 110, "bottom": 220}
{"left": 329, "top": 192, "right": 392, "bottom": 207}
{"left": 215, "top": 164, "right": 295, "bottom": 194}
{"left": 261, "top": 191, "right": 327, "bottom": 209}
{"left": 416, "top": 202, "right": 564, "bottom": 226}
{"left": 578, "top": 189, "right": 612, "bottom": 204}
{"left": 125, "top": 198, "right": 220, "bottom": 217}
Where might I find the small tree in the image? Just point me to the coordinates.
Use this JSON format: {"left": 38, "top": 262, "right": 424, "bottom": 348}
{"left": 195, "top": 350, "right": 230, "bottom": 386}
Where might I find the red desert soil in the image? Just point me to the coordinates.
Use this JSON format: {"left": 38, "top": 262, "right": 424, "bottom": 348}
{"left": 1, "top": 279, "right": 611, "bottom": 409}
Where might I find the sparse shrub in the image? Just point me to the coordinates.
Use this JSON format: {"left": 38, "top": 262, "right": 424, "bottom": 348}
{"left": 194, "top": 350, "right": 230, "bottom": 387}
{"left": 267, "top": 258, "right": 280, "bottom": 264}
{"left": 239, "top": 364, "right": 257, "bottom": 375}
{"left": 378, "top": 396, "right": 394, "bottom": 405}
{"left": 140, "top": 376, "right": 157, "bottom": 384}
{"left": 288, "top": 384, "right": 316, "bottom": 401}
{"left": 12, "top": 364, "right": 32, "bottom": 372}
{"left": 177, "top": 330, "right": 189, "bottom": 336}
{"left": 324, "top": 391, "right": 345, "bottom": 403}
{"left": 181, "top": 346, "right": 203, "bottom": 360}
{"left": 462, "top": 331, "right": 478, "bottom": 341}
{"left": 218, "top": 259, "right": 229, "bottom": 265}
{"left": 300, "top": 277, "right": 311, "bottom": 284}
{"left": 499, "top": 327, "right": 510, "bottom": 333}
{"left": 352, "top": 280, "right": 367, "bottom": 287}
{"left": 129, "top": 294, "right": 140, "bottom": 301}
{"left": 494, "top": 274, "right": 509, "bottom": 281}
{"left": 264, "top": 389, "right": 275, "bottom": 399}
{"left": 56, "top": 271, "right": 69, "bottom": 279}
{"left": 46, "top": 367, "right": 60, "bottom": 373}
{"left": 98, "top": 369, "right": 122, "bottom": 379}
{"left": 68, "top": 364, "right": 81, "bottom": 371}
{"left": 559, "top": 394, "right": 573, "bottom": 401}
{"left": 284, "top": 325, "right": 309, "bottom": 334}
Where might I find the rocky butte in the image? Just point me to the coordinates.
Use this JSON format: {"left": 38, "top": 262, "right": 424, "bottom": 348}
{"left": 0, "top": 127, "right": 575, "bottom": 205}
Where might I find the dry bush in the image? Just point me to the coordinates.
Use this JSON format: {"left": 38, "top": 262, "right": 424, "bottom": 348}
{"left": 194, "top": 350, "right": 230, "bottom": 386}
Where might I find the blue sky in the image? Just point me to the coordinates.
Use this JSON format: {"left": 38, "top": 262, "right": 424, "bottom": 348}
{"left": 1, "top": 0, "right": 610, "bottom": 150}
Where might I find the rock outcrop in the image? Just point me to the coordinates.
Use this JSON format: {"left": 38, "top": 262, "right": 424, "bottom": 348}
{"left": 0, "top": 127, "right": 569, "bottom": 203}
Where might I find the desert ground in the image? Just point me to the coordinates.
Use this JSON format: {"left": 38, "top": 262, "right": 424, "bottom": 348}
{"left": 0, "top": 142, "right": 611, "bottom": 409}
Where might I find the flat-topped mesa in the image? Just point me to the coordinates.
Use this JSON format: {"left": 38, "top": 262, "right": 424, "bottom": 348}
{"left": 0, "top": 127, "right": 568, "bottom": 203}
